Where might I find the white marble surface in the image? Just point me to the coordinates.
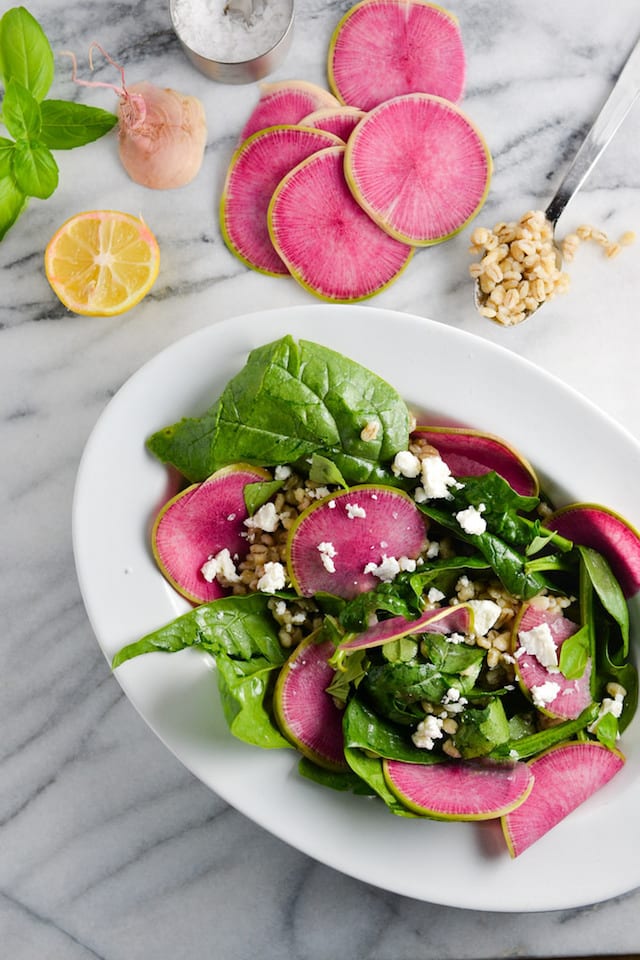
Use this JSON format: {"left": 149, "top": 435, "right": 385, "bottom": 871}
{"left": 2, "top": 0, "right": 640, "bottom": 956}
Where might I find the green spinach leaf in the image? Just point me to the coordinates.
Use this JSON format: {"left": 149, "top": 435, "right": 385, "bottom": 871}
{"left": 343, "top": 698, "right": 440, "bottom": 763}
{"left": 579, "top": 545, "right": 629, "bottom": 655}
{"left": 343, "top": 746, "right": 419, "bottom": 816}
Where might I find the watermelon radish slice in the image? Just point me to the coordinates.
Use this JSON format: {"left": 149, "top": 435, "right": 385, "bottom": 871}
{"left": 300, "top": 106, "right": 367, "bottom": 141}
{"left": 287, "top": 485, "right": 426, "bottom": 599}
{"left": 268, "top": 145, "right": 414, "bottom": 302}
{"left": 512, "top": 605, "right": 592, "bottom": 720}
{"left": 501, "top": 741, "right": 625, "bottom": 857}
{"left": 220, "top": 125, "right": 342, "bottom": 275}
{"left": 544, "top": 503, "right": 640, "bottom": 599}
{"left": 151, "top": 464, "right": 269, "bottom": 604}
{"left": 328, "top": 0, "right": 466, "bottom": 111}
{"left": 274, "top": 634, "right": 348, "bottom": 771}
{"left": 384, "top": 757, "right": 534, "bottom": 820}
{"left": 412, "top": 426, "right": 539, "bottom": 497}
{"left": 239, "top": 80, "right": 341, "bottom": 141}
{"left": 344, "top": 93, "right": 492, "bottom": 245}
{"left": 339, "top": 605, "right": 471, "bottom": 651}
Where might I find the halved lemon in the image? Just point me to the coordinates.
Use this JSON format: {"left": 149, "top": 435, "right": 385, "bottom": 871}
{"left": 44, "top": 210, "right": 160, "bottom": 316}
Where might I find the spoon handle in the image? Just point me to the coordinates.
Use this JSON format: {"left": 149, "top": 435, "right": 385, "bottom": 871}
{"left": 545, "top": 33, "right": 640, "bottom": 226}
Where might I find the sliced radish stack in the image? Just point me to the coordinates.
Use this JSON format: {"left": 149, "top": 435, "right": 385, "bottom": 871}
{"left": 328, "top": 0, "right": 466, "bottom": 111}
{"left": 220, "top": 125, "right": 342, "bottom": 275}
{"left": 345, "top": 93, "right": 492, "bottom": 245}
{"left": 239, "top": 80, "right": 341, "bottom": 141}
{"left": 268, "top": 145, "right": 414, "bottom": 302}
{"left": 300, "top": 105, "right": 367, "bottom": 141}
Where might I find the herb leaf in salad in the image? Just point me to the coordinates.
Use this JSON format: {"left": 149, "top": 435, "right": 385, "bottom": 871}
{"left": 114, "top": 336, "right": 639, "bottom": 856}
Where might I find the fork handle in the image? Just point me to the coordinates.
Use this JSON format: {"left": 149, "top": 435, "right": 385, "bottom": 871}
{"left": 545, "top": 32, "right": 640, "bottom": 226}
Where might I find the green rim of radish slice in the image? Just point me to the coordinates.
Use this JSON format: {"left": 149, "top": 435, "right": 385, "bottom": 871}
{"left": 220, "top": 125, "right": 343, "bottom": 276}
{"left": 268, "top": 145, "right": 414, "bottom": 301}
{"left": 274, "top": 633, "right": 348, "bottom": 771}
{"left": 383, "top": 757, "right": 534, "bottom": 820}
{"left": 151, "top": 463, "right": 270, "bottom": 605}
{"left": 239, "top": 80, "right": 341, "bottom": 142}
{"left": 412, "top": 426, "right": 539, "bottom": 496}
{"left": 501, "top": 741, "right": 625, "bottom": 857}
{"left": 544, "top": 503, "right": 640, "bottom": 600}
{"left": 328, "top": 0, "right": 466, "bottom": 111}
{"left": 344, "top": 93, "right": 492, "bottom": 246}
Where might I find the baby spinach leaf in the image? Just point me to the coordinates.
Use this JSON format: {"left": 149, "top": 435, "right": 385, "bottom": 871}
{"left": 39, "top": 99, "right": 118, "bottom": 149}
{"left": 243, "top": 478, "right": 283, "bottom": 515}
{"left": 298, "top": 756, "right": 375, "bottom": 794}
{"left": 0, "top": 6, "right": 54, "bottom": 102}
{"left": 308, "top": 453, "right": 348, "bottom": 488}
{"left": 325, "top": 648, "right": 368, "bottom": 702}
{"left": 579, "top": 545, "right": 629, "bottom": 655}
{"left": 146, "top": 336, "right": 411, "bottom": 483}
{"left": 343, "top": 698, "right": 440, "bottom": 763}
{"left": 591, "top": 711, "right": 619, "bottom": 751}
{"left": 215, "top": 651, "right": 290, "bottom": 749}
{"left": 452, "top": 698, "right": 510, "bottom": 759}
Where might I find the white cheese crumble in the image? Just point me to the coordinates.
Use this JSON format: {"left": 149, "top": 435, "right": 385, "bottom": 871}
{"left": 427, "top": 587, "right": 445, "bottom": 604}
{"left": 518, "top": 621, "right": 559, "bottom": 670}
{"left": 392, "top": 450, "right": 421, "bottom": 478}
{"left": 455, "top": 502, "right": 487, "bottom": 535}
{"left": 345, "top": 502, "right": 367, "bottom": 519}
{"left": 200, "top": 548, "right": 240, "bottom": 583}
{"left": 468, "top": 599, "right": 501, "bottom": 637}
{"left": 274, "top": 464, "right": 292, "bottom": 480}
{"left": 531, "top": 680, "right": 561, "bottom": 708}
{"left": 412, "top": 715, "right": 444, "bottom": 750}
{"left": 317, "top": 541, "right": 337, "bottom": 573}
{"left": 363, "top": 555, "right": 416, "bottom": 582}
{"left": 256, "top": 561, "right": 286, "bottom": 593}
{"left": 416, "top": 454, "right": 462, "bottom": 501}
{"left": 244, "top": 501, "right": 280, "bottom": 533}
{"left": 588, "top": 691, "right": 625, "bottom": 732}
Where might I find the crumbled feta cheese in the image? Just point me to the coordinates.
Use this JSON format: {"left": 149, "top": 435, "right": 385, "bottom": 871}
{"left": 308, "top": 485, "right": 330, "bottom": 499}
{"left": 345, "top": 502, "right": 367, "bottom": 519}
{"left": 531, "top": 680, "right": 561, "bottom": 708}
{"left": 588, "top": 691, "right": 625, "bottom": 732}
{"left": 256, "top": 561, "right": 286, "bottom": 593}
{"left": 200, "top": 548, "right": 240, "bottom": 583}
{"left": 425, "top": 541, "right": 440, "bottom": 559}
{"left": 455, "top": 502, "right": 487, "bottom": 535}
{"left": 274, "top": 600, "right": 287, "bottom": 616}
{"left": 274, "top": 464, "right": 292, "bottom": 480}
{"left": 363, "top": 555, "right": 400, "bottom": 582}
{"left": 317, "top": 541, "right": 337, "bottom": 573}
{"left": 392, "top": 450, "right": 421, "bottom": 478}
{"left": 398, "top": 556, "right": 417, "bottom": 572}
{"left": 427, "top": 587, "right": 445, "bottom": 604}
{"left": 443, "top": 686, "right": 461, "bottom": 703}
{"left": 226, "top": 512, "right": 236, "bottom": 521}
{"left": 328, "top": 500, "right": 336, "bottom": 509}
{"left": 448, "top": 633, "right": 466, "bottom": 645}
{"left": 419, "top": 455, "right": 462, "bottom": 500}
{"left": 518, "top": 621, "right": 559, "bottom": 670}
{"left": 468, "top": 599, "right": 501, "bottom": 637}
{"left": 360, "top": 420, "right": 380, "bottom": 442}
{"left": 244, "top": 501, "right": 280, "bottom": 533}
{"left": 412, "top": 715, "right": 444, "bottom": 750}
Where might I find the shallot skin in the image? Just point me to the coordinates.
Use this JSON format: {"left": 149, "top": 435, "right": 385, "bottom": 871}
{"left": 118, "top": 81, "right": 207, "bottom": 190}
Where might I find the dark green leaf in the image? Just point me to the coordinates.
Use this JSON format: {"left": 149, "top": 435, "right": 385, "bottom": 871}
{"left": 579, "top": 546, "right": 629, "bottom": 655}
{"left": 309, "top": 453, "right": 348, "bottom": 488}
{"left": 298, "top": 756, "right": 375, "bottom": 794}
{"left": 39, "top": 99, "right": 118, "bottom": 149}
{"left": 215, "top": 652, "right": 290, "bottom": 749}
{"left": 11, "top": 139, "right": 58, "bottom": 198}
{"left": 0, "top": 7, "right": 54, "bottom": 101}
{"left": 343, "top": 698, "right": 440, "bottom": 763}
{"left": 146, "top": 336, "right": 411, "bottom": 483}
{"left": 325, "top": 648, "right": 368, "bottom": 702}
{"left": 452, "top": 698, "right": 510, "bottom": 758}
{"left": 343, "top": 746, "right": 419, "bottom": 816}
{"left": 592, "top": 711, "right": 619, "bottom": 751}
{"left": 2, "top": 79, "right": 41, "bottom": 140}
{"left": 499, "top": 705, "right": 599, "bottom": 759}
{"left": 0, "top": 172, "right": 27, "bottom": 239}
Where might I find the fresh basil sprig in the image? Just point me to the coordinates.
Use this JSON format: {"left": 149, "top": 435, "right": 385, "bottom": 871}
{"left": 0, "top": 6, "right": 117, "bottom": 240}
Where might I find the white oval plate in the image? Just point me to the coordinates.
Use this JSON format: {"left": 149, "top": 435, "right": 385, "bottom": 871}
{"left": 73, "top": 305, "right": 640, "bottom": 912}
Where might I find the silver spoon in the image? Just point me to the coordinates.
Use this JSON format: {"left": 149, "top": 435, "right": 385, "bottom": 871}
{"left": 474, "top": 32, "right": 640, "bottom": 321}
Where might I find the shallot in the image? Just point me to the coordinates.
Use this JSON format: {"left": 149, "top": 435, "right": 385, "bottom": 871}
{"left": 67, "top": 45, "right": 207, "bottom": 190}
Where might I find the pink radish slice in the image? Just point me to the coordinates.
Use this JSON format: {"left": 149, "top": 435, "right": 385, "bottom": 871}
{"left": 339, "top": 605, "right": 471, "bottom": 651}
{"left": 344, "top": 93, "right": 492, "bottom": 245}
{"left": 268, "top": 145, "right": 414, "bottom": 301}
{"left": 274, "top": 635, "right": 348, "bottom": 770}
{"left": 328, "top": 0, "right": 466, "bottom": 111}
{"left": 287, "top": 485, "right": 426, "bottom": 599}
{"left": 502, "top": 742, "right": 625, "bottom": 857}
{"left": 413, "top": 426, "right": 539, "bottom": 497}
{"left": 220, "top": 125, "right": 342, "bottom": 275}
{"left": 384, "top": 758, "right": 534, "bottom": 820}
{"left": 152, "top": 464, "right": 269, "bottom": 604}
{"left": 239, "top": 80, "right": 341, "bottom": 141}
{"left": 545, "top": 504, "right": 640, "bottom": 599}
{"left": 513, "top": 605, "right": 592, "bottom": 720}
{"left": 300, "top": 106, "right": 367, "bottom": 141}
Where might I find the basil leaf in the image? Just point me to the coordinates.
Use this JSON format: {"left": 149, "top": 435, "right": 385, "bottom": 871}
{"left": 243, "top": 478, "right": 283, "bottom": 516}
{"left": 147, "top": 336, "right": 411, "bottom": 483}
{"left": 12, "top": 140, "right": 58, "bottom": 198}
{"left": 2, "top": 79, "right": 41, "bottom": 140}
{"left": 39, "top": 99, "right": 118, "bottom": 149}
{"left": 309, "top": 453, "right": 348, "bottom": 488}
{"left": 0, "top": 7, "right": 54, "bottom": 101}
{"left": 558, "top": 623, "right": 590, "bottom": 679}
{"left": 0, "top": 172, "right": 27, "bottom": 240}
{"left": 0, "top": 137, "right": 15, "bottom": 177}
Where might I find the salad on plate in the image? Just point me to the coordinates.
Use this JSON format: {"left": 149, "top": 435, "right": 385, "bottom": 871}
{"left": 112, "top": 335, "right": 639, "bottom": 857}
